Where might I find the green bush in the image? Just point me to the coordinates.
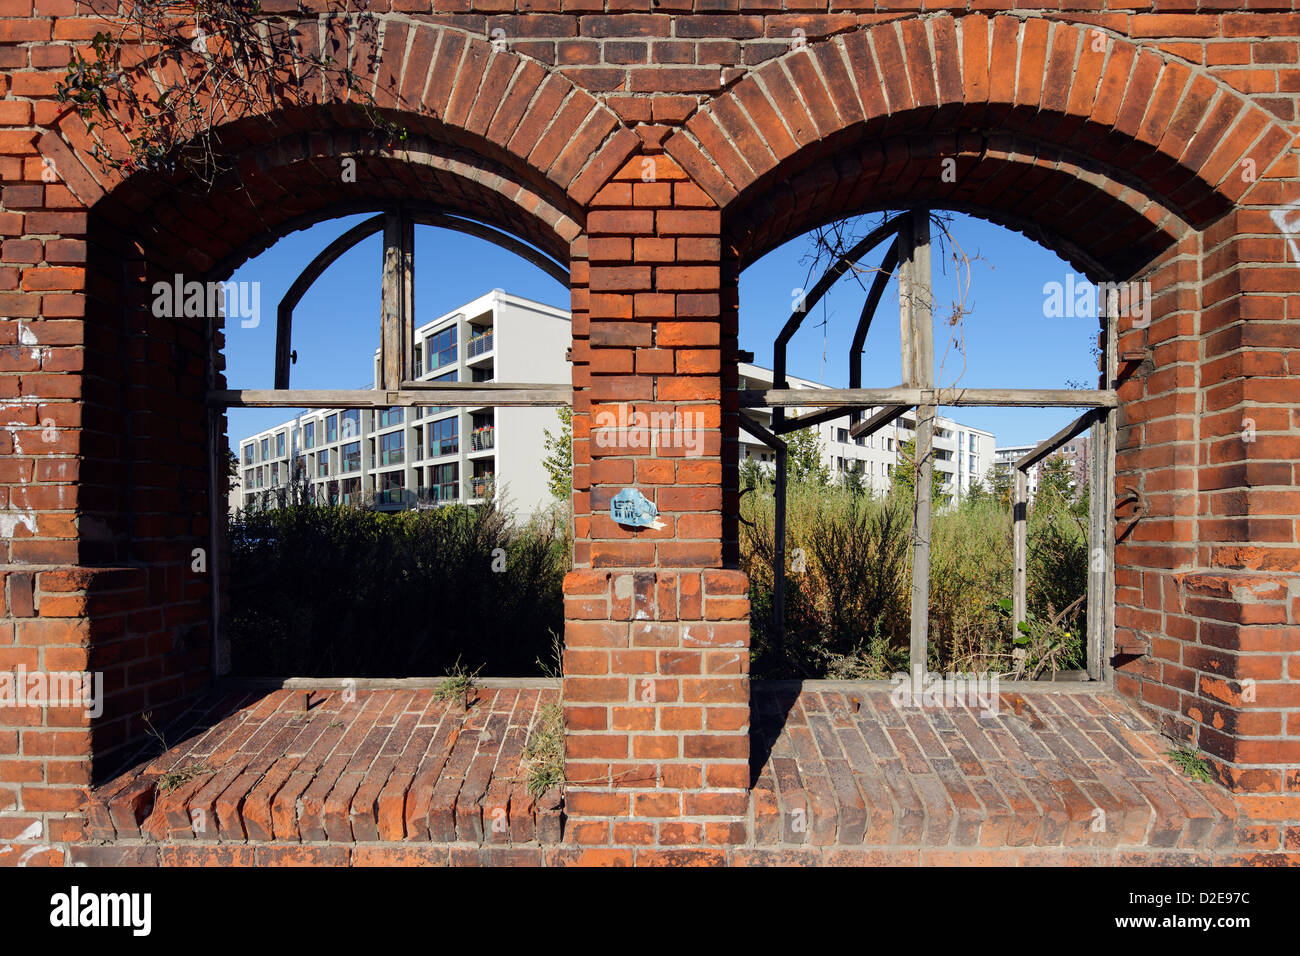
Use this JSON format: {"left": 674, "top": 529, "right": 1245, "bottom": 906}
{"left": 740, "top": 480, "right": 1088, "bottom": 679}
{"left": 227, "top": 502, "right": 569, "bottom": 677}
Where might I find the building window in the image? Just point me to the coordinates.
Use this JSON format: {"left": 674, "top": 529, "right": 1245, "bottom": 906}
{"left": 302, "top": 421, "right": 314, "bottom": 449}
{"left": 317, "top": 449, "right": 329, "bottom": 477}
{"left": 432, "top": 462, "right": 458, "bottom": 501}
{"left": 379, "top": 407, "right": 403, "bottom": 428}
{"left": 341, "top": 441, "right": 361, "bottom": 473}
{"left": 427, "top": 369, "right": 458, "bottom": 415}
{"left": 380, "top": 430, "right": 404, "bottom": 466}
{"left": 276, "top": 432, "right": 285, "bottom": 457}
{"left": 428, "top": 326, "right": 457, "bottom": 371}
{"left": 242, "top": 444, "right": 253, "bottom": 465}
{"left": 271, "top": 462, "right": 279, "bottom": 485}
{"left": 378, "top": 469, "right": 405, "bottom": 506}
{"left": 341, "top": 408, "right": 361, "bottom": 440}
{"left": 837, "top": 428, "right": 849, "bottom": 443}
{"left": 429, "top": 417, "right": 458, "bottom": 456}
{"left": 326, "top": 414, "right": 338, "bottom": 443}
{"left": 260, "top": 437, "right": 269, "bottom": 461}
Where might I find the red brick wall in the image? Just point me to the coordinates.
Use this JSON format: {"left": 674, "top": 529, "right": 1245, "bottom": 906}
{"left": 0, "top": 4, "right": 1297, "bottom": 862}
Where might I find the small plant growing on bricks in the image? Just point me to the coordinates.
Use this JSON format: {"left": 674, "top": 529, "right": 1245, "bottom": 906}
{"left": 433, "top": 658, "right": 482, "bottom": 712}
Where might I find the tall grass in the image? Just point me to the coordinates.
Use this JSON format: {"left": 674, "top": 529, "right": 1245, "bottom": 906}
{"left": 740, "top": 482, "right": 1088, "bottom": 679}
{"left": 227, "top": 501, "right": 569, "bottom": 677}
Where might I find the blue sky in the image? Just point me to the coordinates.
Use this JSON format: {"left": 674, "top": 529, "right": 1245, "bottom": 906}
{"left": 225, "top": 211, "right": 1098, "bottom": 450}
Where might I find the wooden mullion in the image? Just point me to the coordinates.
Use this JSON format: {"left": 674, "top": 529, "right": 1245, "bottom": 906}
{"left": 1087, "top": 288, "right": 1119, "bottom": 681}
{"left": 1013, "top": 468, "right": 1028, "bottom": 642}
{"left": 380, "top": 210, "right": 414, "bottom": 391}
{"left": 905, "top": 208, "right": 934, "bottom": 681}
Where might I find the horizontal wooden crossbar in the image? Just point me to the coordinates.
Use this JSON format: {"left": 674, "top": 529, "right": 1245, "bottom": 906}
{"left": 740, "top": 387, "right": 1118, "bottom": 409}
{"left": 209, "top": 384, "right": 572, "bottom": 408}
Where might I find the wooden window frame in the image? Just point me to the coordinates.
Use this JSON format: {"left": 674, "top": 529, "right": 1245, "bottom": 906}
{"left": 739, "top": 208, "right": 1117, "bottom": 683}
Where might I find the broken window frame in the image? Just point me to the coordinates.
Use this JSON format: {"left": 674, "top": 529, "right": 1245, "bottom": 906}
{"left": 202, "top": 203, "right": 574, "bottom": 674}
{"left": 739, "top": 208, "right": 1117, "bottom": 683}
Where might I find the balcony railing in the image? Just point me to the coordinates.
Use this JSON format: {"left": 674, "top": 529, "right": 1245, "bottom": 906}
{"left": 410, "top": 484, "right": 459, "bottom": 508}
{"left": 426, "top": 482, "right": 459, "bottom": 502}
{"left": 380, "top": 449, "right": 404, "bottom": 466}
{"left": 470, "top": 475, "right": 494, "bottom": 499}
{"left": 467, "top": 330, "right": 493, "bottom": 358}
{"left": 471, "top": 426, "right": 495, "bottom": 451}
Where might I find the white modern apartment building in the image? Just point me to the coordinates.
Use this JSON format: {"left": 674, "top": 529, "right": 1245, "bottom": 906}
{"left": 738, "top": 363, "right": 996, "bottom": 500}
{"left": 232, "top": 291, "right": 1001, "bottom": 514}
{"left": 232, "top": 290, "right": 570, "bottom": 517}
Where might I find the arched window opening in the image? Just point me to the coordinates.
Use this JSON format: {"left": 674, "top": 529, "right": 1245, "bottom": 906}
{"left": 211, "top": 207, "right": 574, "bottom": 680}
{"left": 737, "top": 209, "right": 1118, "bottom": 686}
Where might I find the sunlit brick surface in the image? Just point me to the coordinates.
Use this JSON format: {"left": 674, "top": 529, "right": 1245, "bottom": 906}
{"left": 86, "top": 687, "right": 562, "bottom": 849}
{"left": 70, "top": 684, "right": 1300, "bottom": 866}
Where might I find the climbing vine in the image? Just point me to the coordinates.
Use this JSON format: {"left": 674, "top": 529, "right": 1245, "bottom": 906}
{"left": 56, "top": 0, "right": 404, "bottom": 188}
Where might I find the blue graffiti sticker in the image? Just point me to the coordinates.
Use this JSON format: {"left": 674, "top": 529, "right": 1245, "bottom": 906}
{"left": 610, "top": 488, "right": 663, "bottom": 529}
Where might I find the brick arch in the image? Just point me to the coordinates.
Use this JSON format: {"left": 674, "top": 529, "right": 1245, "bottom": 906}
{"left": 664, "top": 14, "right": 1293, "bottom": 274}
{"left": 85, "top": 124, "right": 584, "bottom": 278}
{"left": 39, "top": 16, "right": 641, "bottom": 273}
